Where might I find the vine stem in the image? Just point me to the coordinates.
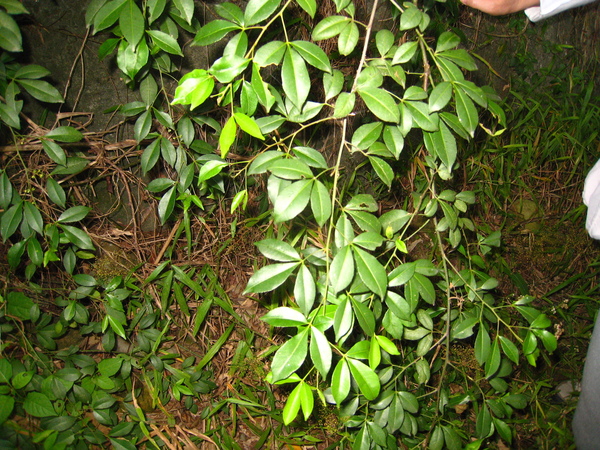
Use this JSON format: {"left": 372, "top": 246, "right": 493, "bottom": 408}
{"left": 351, "top": 0, "right": 380, "bottom": 93}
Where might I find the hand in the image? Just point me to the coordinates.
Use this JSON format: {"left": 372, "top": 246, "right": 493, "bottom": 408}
{"left": 460, "top": 0, "right": 540, "bottom": 15}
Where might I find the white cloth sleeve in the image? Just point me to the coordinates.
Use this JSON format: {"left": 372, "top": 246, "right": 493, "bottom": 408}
{"left": 525, "top": 0, "right": 596, "bottom": 21}
{"left": 583, "top": 159, "right": 600, "bottom": 240}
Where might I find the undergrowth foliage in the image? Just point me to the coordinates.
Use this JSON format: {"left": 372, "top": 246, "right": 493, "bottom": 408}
{"left": 0, "top": 0, "right": 559, "bottom": 448}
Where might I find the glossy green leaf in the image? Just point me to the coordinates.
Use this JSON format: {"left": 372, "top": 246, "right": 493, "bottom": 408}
{"left": 498, "top": 336, "right": 519, "bottom": 364}
{"left": 485, "top": 338, "right": 501, "bottom": 378}
{"left": 256, "top": 238, "right": 300, "bottom": 262}
{"left": 348, "top": 358, "right": 380, "bottom": 400}
{"left": 282, "top": 382, "right": 302, "bottom": 424}
{"left": 18, "top": 78, "right": 63, "bottom": 103}
{"left": 474, "top": 326, "right": 491, "bottom": 365}
{"left": 331, "top": 359, "right": 351, "bottom": 404}
{"left": 429, "top": 81, "right": 452, "bottom": 112}
{"left": 58, "top": 206, "right": 91, "bottom": 223}
{"left": 369, "top": 156, "right": 394, "bottom": 188}
{"left": 157, "top": 185, "right": 176, "bottom": 224}
{"left": 282, "top": 48, "right": 310, "bottom": 110}
{"left": 296, "top": 0, "right": 316, "bottom": 17}
{"left": 0, "top": 172, "right": 12, "bottom": 210}
{"left": 400, "top": 5, "right": 422, "bottom": 30}
{"left": 351, "top": 122, "right": 382, "bottom": 150}
{"left": 45, "top": 127, "right": 83, "bottom": 143}
{"left": 293, "top": 146, "right": 328, "bottom": 169}
{"left": 334, "top": 296, "right": 354, "bottom": 341}
{"left": 248, "top": 151, "right": 284, "bottom": 175}
{"left": 172, "top": 69, "right": 214, "bottom": 109}
{"left": 269, "top": 158, "right": 313, "bottom": 179}
{"left": 436, "top": 31, "right": 461, "bottom": 52}
{"left": 333, "top": 92, "right": 355, "bottom": 118}
{"left": 233, "top": 112, "right": 264, "bottom": 140}
{"left": 244, "top": 262, "right": 298, "bottom": 294}
{"left": 120, "top": 0, "right": 144, "bottom": 46}
{"left": 262, "top": 307, "right": 307, "bottom": 327}
{"left": 454, "top": 86, "right": 478, "bottom": 137}
{"left": 23, "top": 392, "right": 55, "bottom": 417}
{"left": 294, "top": 264, "right": 316, "bottom": 315}
{"left": 392, "top": 41, "right": 418, "bottom": 65}
{"left": 291, "top": 40, "right": 331, "bottom": 73}
{"left": 358, "top": 87, "right": 399, "bottom": 123}
{"left": 147, "top": 29, "right": 183, "bottom": 56}
{"left": 323, "top": 69, "right": 344, "bottom": 101}
{"left": 147, "top": 0, "right": 166, "bottom": 23}
{"left": 23, "top": 201, "right": 43, "bottom": 235}
{"left": 172, "top": 0, "right": 194, "bottom": 25}
{"left": 475, "top": 404, "right": 493, "bottom": 438}
{"left": 254, "top": 41, "right": 286, "bottom": 66}
{"left": 338, "top": 21, "right": 359, "bottom": 56}
{"left": 93, "top": 0, "right": 126, "bottom": 32}
{"left": 271, "top": 327, "right": 308, "bottom": 382}
{"left": 404, "top": 101, "right": 437, "bottom": 131}
{"left": 351, "top": 297, "right": 375, "bottom": 336}
{"left": 352, "top": 247, "right": 387, "bottom": 298}
{"left": 424, "top": 121, "right": 457, "bottom": 170}
{"left": 310, "top": 180, "right": 331, "bottom": 227}
{"left": 0, "top": 11, "right": 21, "bottom": 52}
{"left": 243, "top": 0, "right": 280, "bottom": 26}
{"left": 1, "top": 201, "right": 22, "bottom": 242}
{"left": 312, "top": 15, "right": 349, "bottom": 40}
{"left": 42, "top": 140, "right": 67, "bottom": 166}
{"left": 194, "top": 20, "right": 238, "bottom": 46}
{"left": 211, "top": 54, "right": 250, "bottom": 83}
{"left": 0, "top": 395, "right": 14, "bottom": 425}
{"left": 330, "top": 245, "right": 354, "bottom": 293}
{"left": 438, "top": 49, "right": 477, "bottom": 71}
{"left": 273, "top": 179, "right": 312, "bottom": 222}
{"left": 310, "top": 326, "right": 332, "bottom": 377}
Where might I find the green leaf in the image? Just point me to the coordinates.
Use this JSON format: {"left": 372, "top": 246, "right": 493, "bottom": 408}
{"left": 58, "top": 206, "right": 91, "bottom": 223}
{"left": 172, "top": 0, "right": 194, "bottom": 25}
{"left": 248, "top": 151, "right": 284, "bottom": 175}
{"left": 474, "top": 326, "right": 491, "bottom": 365}
{"left": 93, "top": 0, "right": 126, "bottom": 33}
{"left": 436, "top": 31, "right": 461, "bottom": 52}
{"left": 351, "top": 122, "right": 382, "bottom": 150}
{"left": 141, "top": 138, "right": 161, "bottom": 174}
{"left": 194, "top": 20, "right": 238, "bottom": 46}
{"left": 273, "top": 179, "right": 312, "bottom": 222}
{"left": 23, "top": 392, "right": 55, "bottom": 417}
{"left": 485, "top": 338, "right": 501, "bottom": 378}
{"left": 375, "top": 29, "right": 394, "bottom": 57}
{"left": 157, "top": 185, "right": 176, "bottom": 224}
{"left": 351, "top": 297, "right": 375, "bottom": 336}
{"left": 404, "top": 101, "right": 437, "bottom": 131}
{"left": 323, "top": 70, "right": 344, "bottom": 102}
{"left": 400, "top": 5, "right": 422, "bottom": 31}
{"left": 334, "top": 296, "right": 354, "bottom": 341}
{"left": 120, "top": 0, "right": 144, "bottom": 46}
{"left": 243, "top": 0, "right": 280, "bottom": 26}
{"left": 310, "top": 327, "right": 332, "bottom": 377}
{"left": 134, "top": 109, "right": 152, "bottom": 142}
{"left": 312, "top": 15, "right": 349, "bottom": 41}
{"left": 211, "top": 54, "right": 250, "bottom": 84}
{"left": 17, "top": 79, "right": 63, "bottom": 103}
{"left": 244, "top": 262, "right": 298, "bottom": 294}
{"left": 23, "top": 201, "right": 43, "bottom": 235}
{"left": 233, "top": 112, "right": 264, "bottom": 140}
{"left": 424, "top": 121, "right": 457, "bottom": 170}
{"left": 331, "top": 359, "right": 351, "bottom": 404}
{"left": 333, "top": 92, "right": 355, "bottom": 118}
{"left": 147, "top": 29, "right": 183, "bottom": 56}
{"left": 0, "top": 172, "right": 12, "bottom": 210}
{"left": 295, "top": 264, "right": 316, "bottom": 315}
{"left": 330, "top": 245, "right": 354, "bottom": 293}
{"left": 310, "top": 180, "right": 331, "bottom": 227}
{"left": 254, "top": 41, "right": 286, "bottom": 66}
{"left": 0, "top": 0, "right": 29, "bottom": 14}
{"left": 147, "top": 0, "right": 167, "bottom": 24}
{"left": 282, "top": 383, "right": 302, "bottom": 425}
{"left": 293, "top": 146, "right": 328, "bottom": 169}
{"left": 0, "top": 395, "right": 14, "bottom": 425}
{"left": 219, "top": 116, "right": 237, "bottom": 159}
{"left": 392, "top": 41, "right": 418, "bottom": 65}
{"left": 438, "top": 49, "right": 477, "bottom": 71}
{"left": 256, "top": 239, "right": 300, "bottom": 262}
{"left": 296, "top": 0, "right": 316, "bottom": 17}
{"left": 60, "top": 225, "right": 95, "bottom": 250}
{"left": 347, "top": 358, "right": 380, "bottom": 400}
{"left": 0, "top": 11, "right": 21, "bottom": 52}
{"left": 499, "top": 336, "right": 519, "bottom": 364}
{"left": 476, "top": 405, "right": 493, "bottom": 439}
{"left": 262, "top": 307, "right": 307, "bottom": 327}
{"left": 271, "top": 327, "right": 308, "bottom": 382}
{"left": 352, "top": 232, "right": 383, "bottom": 251}
{"left": 14, "top": 65, "right": 50, "bottom": 80}
{"left": 282, "top": 48, "right": 310, "bottom": 110}
{"left": 338, "top": 21, "right": 359, "bottom": 56}
{"left": 353, "top": 247, "right": 387, "bottom": 298}
{"left": 172, "top": 69, "right": 214, "bottom": 109}
{"left": 429, "top": 81, "right": 452, "bottom": 113}
{"left": 291, "top": 41, "right": 331, "bottom": 73}
{"left": 454, "top": 86, "right": 478, "bottom": 137}
{"left": 0, "top": 101, "right": 20, "bottom": 129}
{"left": 369, "top": 156, "right": 393, "bottom": 188}
{"left": 1, "top": 201, "right": 22, "bottom": 242}
{"left": 42, "top": 140, "right": 67, "bottom": 166}
{"left": 358, "top": 88, "right": 399, "bottom": 123}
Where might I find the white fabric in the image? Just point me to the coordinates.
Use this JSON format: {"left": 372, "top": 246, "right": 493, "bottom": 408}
{"left": 525, "top": 0, "right": 596, "bottom": 21}
{"left": 583, "top": 159, "right": 600, "bottom": 239}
